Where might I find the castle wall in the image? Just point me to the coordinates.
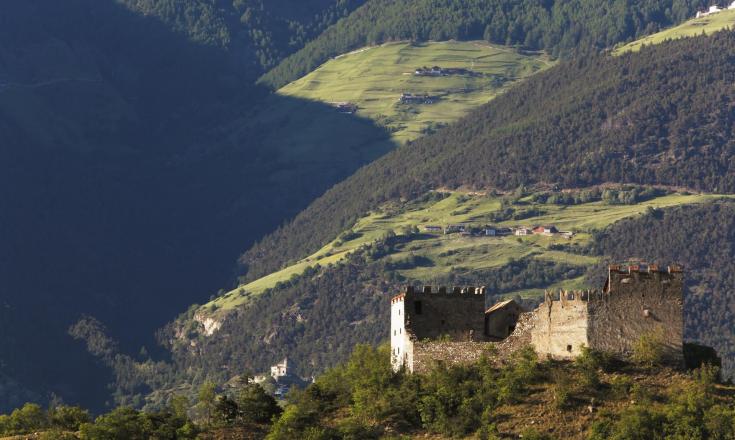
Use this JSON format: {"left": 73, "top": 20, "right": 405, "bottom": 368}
{"left": 404, "top": 288, "right": 488, "bottom": 342}
{"left": 412, "top": 341, "right": 494, "bottom": 373}
{"left": 587, "top": 268, "right": 684, "bottom": 362}
{"left": 531, "top": 291, "right": 590, "bottom": 360}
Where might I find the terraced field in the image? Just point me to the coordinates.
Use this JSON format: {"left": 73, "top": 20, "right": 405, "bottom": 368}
{"left": 616, "top": 8, "right": 735, "bottom": 53}
{"left": 278, "top": 41, "right": 552, "bottom": 143}
{"left": 207, "top": 189, "right": 728, "bottom": 311}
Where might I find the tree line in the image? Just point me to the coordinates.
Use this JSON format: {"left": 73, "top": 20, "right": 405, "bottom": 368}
{"left": 261, "top": 0, "right": 706, "bottom": 88}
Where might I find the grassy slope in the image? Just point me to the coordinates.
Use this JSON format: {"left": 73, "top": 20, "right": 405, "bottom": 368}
{"left": 278, "top": 41, "right": 552, "bottom": 143}
{"left": 616, "top": 8, "right": 735, "bottom": 53}
{"left": 208, "top": 191, "right": 727, "bottom": 310}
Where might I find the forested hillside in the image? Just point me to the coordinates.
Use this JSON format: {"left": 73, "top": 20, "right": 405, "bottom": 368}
{"left": 242, "top": 31, "right": 735, "bottom": 282}
{"left": 0, "top": 0, "right": 390, "bottom": 411}
{"left": 118, "top": 0, "right": 365, "bottom": 71}
{"left": 261, "top": 0, "right": 704, "bottom": 88}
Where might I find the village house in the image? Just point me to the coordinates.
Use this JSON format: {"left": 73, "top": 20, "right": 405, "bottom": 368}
{"left": 270, "top": 358, "right": 289, "bottom": 380}
{"left": 424, "top": 225, "right": 443, "bottom": 232}
{"left": 533, "top": 225, "right": 559, "bottom": 236}
{"left": 330, "top": 102, "right": 358, "bottom": 114}
{"left": 696, "top": 2, "right": 735, "bottom": 17}
{"left": 399, "top": 93, "right": 435, "bottom": 104}
{"left": 514, "top": 227, "right": 533, "bottom": 236}
{"left": 444, "top": 224, "right": 466, "bottom": 234}
{"left": 483, "top": 226, "right": 497, "bottom": 236}
{"left": 390, "top": 263, "right": 684, "bottom": 372}
{"left": 414, "top": 66, "right": 472, "bottom": 77}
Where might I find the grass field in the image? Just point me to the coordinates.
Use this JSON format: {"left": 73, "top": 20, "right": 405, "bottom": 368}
{"left": 616, "top": 8, "right": 735, "bottom": 53}
{"left": 206, "top": 189, "right": 729, "bottom": 311}
{"left": 278, "top": 41, "right": 553, "bottom": 143}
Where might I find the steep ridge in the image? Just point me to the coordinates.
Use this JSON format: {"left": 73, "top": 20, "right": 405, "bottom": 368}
{"left": 241, "top": 31, "right": 735, "bottom": 282}
{"left": 260, "top": 0, "right": 704, "bottom": 89}
{"left": 0, "top": 0, "right": 391, "bottom": 411}
{"left": 616, "top": 6, "right": 735, "bottom": 53}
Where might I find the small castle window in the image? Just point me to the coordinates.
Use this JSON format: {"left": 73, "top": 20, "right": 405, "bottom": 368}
{"left": 566, "top": 345, "right": 572, "bottom": 352}
{"left": 414, "top": 301, "right": 423, "bottom": 314}
{"left": 393, "top": 330, "right": 396, "bottom": 336}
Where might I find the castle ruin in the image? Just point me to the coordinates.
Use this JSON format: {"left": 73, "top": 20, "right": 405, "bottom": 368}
{"left": 390, "top": 264, "right": 684, "bottom": 372}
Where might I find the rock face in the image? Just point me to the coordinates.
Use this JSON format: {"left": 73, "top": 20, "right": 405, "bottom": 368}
{"left": 390, "top": 264, "right": 685, "bottom": 372}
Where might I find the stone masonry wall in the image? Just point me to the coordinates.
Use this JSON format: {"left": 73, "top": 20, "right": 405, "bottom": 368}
{"left": 404, "top": 287, "right": 488, "bottom": 342}
{"left": 531, "top": 291, "right": 590, "bottom": 360}
{"left": 412, "top": 341, "right": 495, "bottom": 373}
{"left": 587, "top": 268, "right": 684, "bottom": 362}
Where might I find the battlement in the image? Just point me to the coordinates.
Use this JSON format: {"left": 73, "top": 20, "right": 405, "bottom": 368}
{"left": 405, "top": 285, "right": 486, "bottom": 295}
{"left": 608, "top": 263, "right": 683, "bottom": 275}
{"left": 542, "top": 289, "right": 599, "bottom": 303}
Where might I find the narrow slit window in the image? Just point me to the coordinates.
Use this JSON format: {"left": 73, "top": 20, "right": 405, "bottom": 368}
{"left": 567, "top": 344, "right": 572, "bottom": 352}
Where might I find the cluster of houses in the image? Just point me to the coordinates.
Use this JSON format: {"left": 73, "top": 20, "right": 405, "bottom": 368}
{"left": 696, "top": 2, "right": 735, "bottom": 17}
{"left": 329, "top": 102, "right": 358, "bottom": 114}
{"left": 414, "top": 66, "right": 473, "bottom": 77}
{"left": 423, "top": 224, "right": 573, "bottom": 239}
{"left": 398, "top": 93, "right": 436, "bottom": 104}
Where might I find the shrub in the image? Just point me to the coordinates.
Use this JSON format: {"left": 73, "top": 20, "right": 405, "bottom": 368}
{"left": 631, "top": 329, "right": 665, "bottom": 368}
{"left": 550, "top": 371, "right": 573, "bottom": 410}
{"left": 497, "top": 346, "right": 539, "bottom": 404}
{"left": 575, "top": 346, "right": 612, "bottom": 391}
{"left": 520, "top": 427, "right": 554, "bottom": 440}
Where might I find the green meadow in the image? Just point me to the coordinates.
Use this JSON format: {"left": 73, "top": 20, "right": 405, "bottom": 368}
{"left": 278, "top": 41, "right": 553, "bottom": 143}
{"left": 207, "top": 189, "right": 728, "bottom": 311}
{"left": 616, "top": 8, "right": 735, "bottom": 53}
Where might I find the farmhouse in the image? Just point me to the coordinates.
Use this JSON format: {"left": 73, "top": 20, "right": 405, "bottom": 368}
{"left": 444, "top": 224, "right": 466, "bottom": 234}
{"left": 514, "top": 227, "right": 533, "bottom": 236}
{"left": 414, "top": 66, "right": 472, "bottom": 77}
{"left": 399, "top": 93, "right": 435, "bottom": 104}
{"left": 424, "top": 225, "right": 443, "bottom": 232}
{"left": 533, "top": 225, "right": 559, "bottom": 236}
{"left": 330, "top": 102, "right": 358, "bottom": 114}
{"left": 390, "top": 263, "right": 684, "bottom": 372}
{"left": 696, "top": 2, "right": 735, "bottom": 17}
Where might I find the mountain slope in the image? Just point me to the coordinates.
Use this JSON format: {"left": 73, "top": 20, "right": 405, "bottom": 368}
{"left": 241, "top": 30, "right": 735, "bottom": 282}
{"left": 117, "top": 0, "right": 366, "bottom": 72}
{"left": 260, "top": 0, "right": 704, "bottom": 89}
{"left": 278, "top": 40, "right": 552, "bottom": 143}
{"left": 616, "top": 6, "right": 735, "bottom": 53}
{"left": 0, "top": 0, "right": 392, "bottom": 411}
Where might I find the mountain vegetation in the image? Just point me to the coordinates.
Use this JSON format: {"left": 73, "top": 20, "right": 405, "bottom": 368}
{"left": 118, "top": 0, "right": 366, "bottom": 72}
{"left": 1, "top": 344, "right": 732, "bottom": 439}
{"left": 617, "top": 6, "right": 735, "bottom": 53}
{"left": 241, "top": 30, "right": 735, "bottom": 283}
{"left": 260, "top": 0, "right": 705, "bottom": 88}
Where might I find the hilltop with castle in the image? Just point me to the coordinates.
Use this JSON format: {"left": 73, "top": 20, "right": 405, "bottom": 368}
{"left": 390, "top": 263, "right": 684, "bottom": 372}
